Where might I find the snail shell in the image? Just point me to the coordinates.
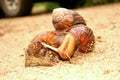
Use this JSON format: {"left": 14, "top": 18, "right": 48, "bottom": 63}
{"left": 52, "top": 8, "right": 86, "bottom": 31}
{"left": 69, "top": 24, "right": 95, "bottom": 53}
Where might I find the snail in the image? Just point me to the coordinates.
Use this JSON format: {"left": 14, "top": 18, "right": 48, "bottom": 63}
{"left": 25, "top": 8, "right": 95, "bottom": 67}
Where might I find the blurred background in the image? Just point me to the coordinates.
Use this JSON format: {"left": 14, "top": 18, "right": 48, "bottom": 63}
{"left": 0, "top": 0, "right": 120, "bottom": 18}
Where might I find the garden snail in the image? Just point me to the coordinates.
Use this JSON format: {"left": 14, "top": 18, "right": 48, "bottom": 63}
{"left": 25, "top": 8, "right": 95, "bottom": 67}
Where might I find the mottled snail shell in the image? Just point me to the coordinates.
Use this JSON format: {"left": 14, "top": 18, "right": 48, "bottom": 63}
{"left": 52, "top": 8, "right": 86, "bottom": 31}
{"left": 69, "top": 24, "right": 95, "bottom": 53}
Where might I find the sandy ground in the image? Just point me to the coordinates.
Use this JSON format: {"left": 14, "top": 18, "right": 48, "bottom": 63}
{"left": 0, "top": 3, "right": 120, "bottom": 80}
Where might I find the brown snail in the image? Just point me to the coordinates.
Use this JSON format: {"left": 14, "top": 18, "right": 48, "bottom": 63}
{"left": 25, "top": 8, "right": 95, "bottom": 67}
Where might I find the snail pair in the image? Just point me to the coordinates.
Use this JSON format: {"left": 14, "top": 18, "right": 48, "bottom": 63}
{"left": 25, "top": 8, "right": 95, "bottom": 67}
